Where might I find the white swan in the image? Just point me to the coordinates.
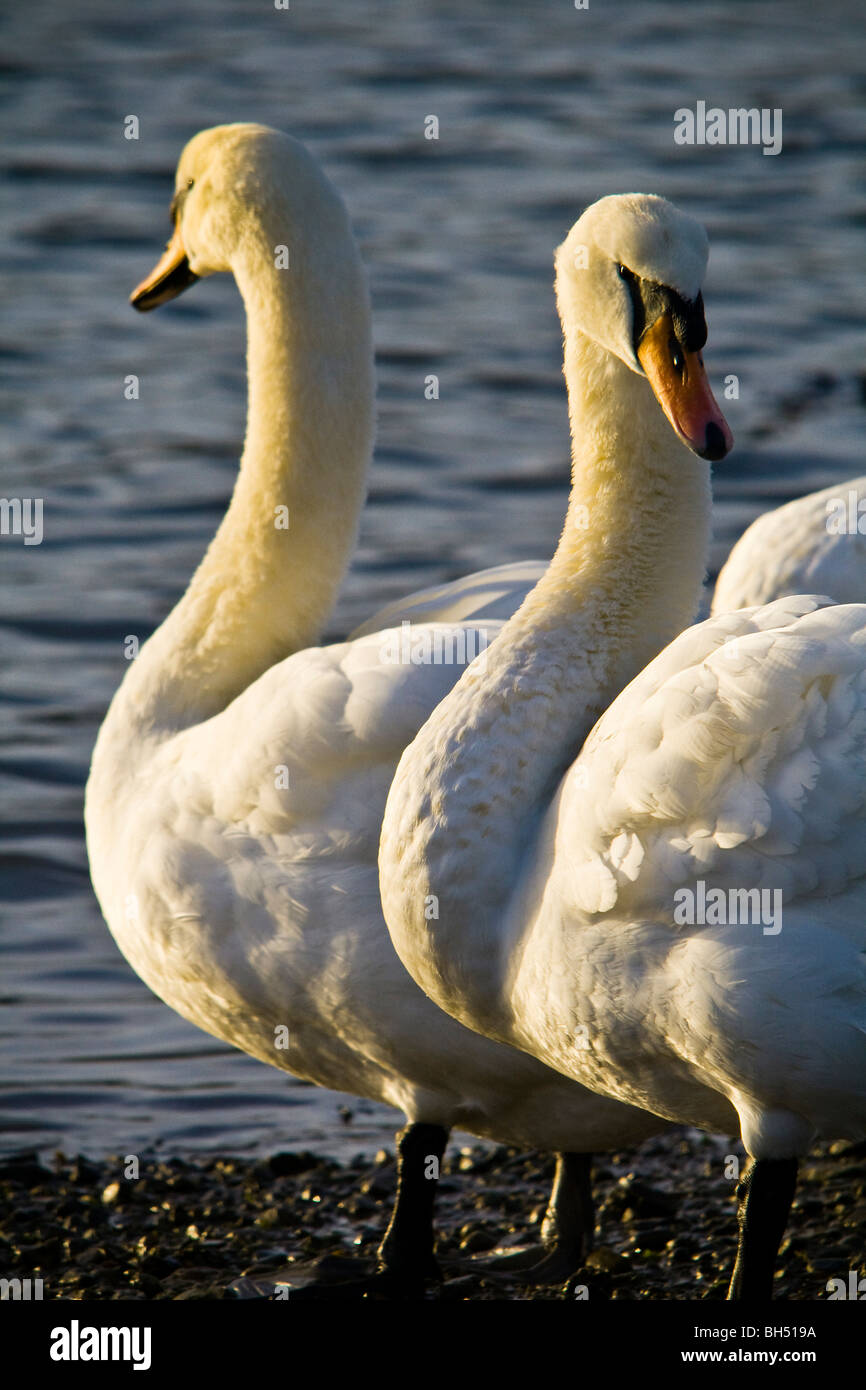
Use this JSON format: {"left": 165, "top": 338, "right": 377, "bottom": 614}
{"left": 350, "top": 560, "right": 547, "bottom": 639}
{"left": 410, "top": 475, "right": 866, "bottom": 637}
{"left": 380, "top": 192, "right": 866, "bottom": 1299}
{"left": 712, "top": 476, "right": 866, "bottom": 612}
{"left": 373, "top": 466, "right": 866, "bottom": 640}
{"left": 86, "top": 125, "right": 676, "bottom": 1293}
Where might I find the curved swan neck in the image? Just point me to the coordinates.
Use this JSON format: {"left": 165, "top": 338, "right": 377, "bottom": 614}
{"left": 380, "top": 324, "right": 711, "bottom": 1035}
{"left": 528, "top": 323, "right": 711, "bottom": 649}
{"left": 119, "top": 170, "right": 374, "bottom": 733}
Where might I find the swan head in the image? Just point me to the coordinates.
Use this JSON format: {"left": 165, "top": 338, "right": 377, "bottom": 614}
{"left": 130, "top": 123, "right": 326, "bottom": 309}
{"left": 556, "top": 193, "right": 733, "bottom": 461}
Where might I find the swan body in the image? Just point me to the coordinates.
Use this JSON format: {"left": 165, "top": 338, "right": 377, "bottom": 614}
{"left": 380, "top": 192, "right": 866, "bottom": 1293}
{"left": 87, "top": 128, "right": 676, "bottom": 1286}
{"left": 712, "top": 476, "right": 866, "bottom": 612}
{"left": 506, "top": 593, "right": 866, "bottom": 1154}
{"left": 92, "top": 613, "right": 665, "bottom": 1150}
{"left": 350, "top": 561, "right": 547, "bottom": 639}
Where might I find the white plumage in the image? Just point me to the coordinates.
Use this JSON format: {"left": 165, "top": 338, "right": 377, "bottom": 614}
{"left": 713, "top": 476, "right": 866, "bottom": 611}
{"left": 350, "top": 561, "right": 547, "bottom": 639}
{"left": 380, "top": 190, "right": 866, "bottom": 1296}
{"left": 514, "top": 595, "right": 866, "bottom": 1157}
{"left": 86, "top": 127, "right": 673, "bottom": 1288}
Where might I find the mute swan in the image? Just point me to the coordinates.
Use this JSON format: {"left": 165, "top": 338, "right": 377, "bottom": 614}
{"left": 381, "top": 194, "right": 866, "bottom": 1300}
{"left": 350, "top": 561, "right": 547, "bottom": 639}
{"left": 712, "top": 476, "right": 866, "bottom": 612}
{"left": 391, "top": 471, "right": 866, "bottom": 639}
{"left": 86, "top": 125, "right": 677, "bottom": 1295}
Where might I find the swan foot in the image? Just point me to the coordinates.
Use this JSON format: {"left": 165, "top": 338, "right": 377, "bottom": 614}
{"left": 456, "top": 1151, "right": 594, "bottom": 1284}
{"left": 230, "top": 1122, "right": 449, "bottom": 1299}
{"left": 230, "top": 1256, "right": 435, "bottom": 1301}
{"left": 230, "top": 1255, "right": 375, "bottom": 1300}
{"left": 469, "top": 1242, "right": 548, "bottom": 1273}
{"left": 465, "top": 1241, "right": 585, "bottom": 1284}
{"left": 727, "top": 1156, "right": 798, "bottom": 1300}
{"left": 281, "top": 1262, "right": 436, "bottom": 1301}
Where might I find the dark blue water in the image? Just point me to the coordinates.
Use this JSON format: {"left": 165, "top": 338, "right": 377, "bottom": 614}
{"left": 2, "top": 0, "right": 864, "bottom": 1160}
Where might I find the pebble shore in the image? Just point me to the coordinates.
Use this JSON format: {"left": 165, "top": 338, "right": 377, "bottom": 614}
{"left": 2, "top": 1129, "right": 864, "bottom": 1300}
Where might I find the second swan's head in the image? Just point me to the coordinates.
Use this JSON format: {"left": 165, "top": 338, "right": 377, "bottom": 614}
{"left": 556, "top": 193, "right": 733, "bottom": 462}
{"left": 130, "top": 122, "right": 353, "bottom": 311}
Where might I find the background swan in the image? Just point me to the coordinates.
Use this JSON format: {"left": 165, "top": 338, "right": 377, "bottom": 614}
{"left": 361, "top": 468, "right": 866, "bottom": 641}
{"left": 361, "top": 472, "right": 866, "bottom": 636}
{"left": 350, "top": 560, "right": 547, "bottom": 638}
{"left": 86, "top": 124, "right": 678, "bottom": 1293}
{"left": 712, "top": 475, "right": 866, "bottom": 611}
{"left": 380, "top": 192, "right": 866, "bottom": 1299}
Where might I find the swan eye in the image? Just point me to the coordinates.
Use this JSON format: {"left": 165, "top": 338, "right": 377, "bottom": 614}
{"left": 617, "top": 263, "right": 628, "bottom": 278}
{"left": 170, "top": 180, "right": 195, "bottom": 227}
{"left": 670, "top": 338, "right": 684, "bottom": 374}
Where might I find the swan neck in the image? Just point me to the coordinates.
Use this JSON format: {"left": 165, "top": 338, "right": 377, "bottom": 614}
{"left": 381, "top": 327, "right": 711, "bottom": 1037}
{"left": 540, "top": 324, "right": 711, "bottom": 637}
{"left": 116, "top": 185, "right": 374, "bottom": 733}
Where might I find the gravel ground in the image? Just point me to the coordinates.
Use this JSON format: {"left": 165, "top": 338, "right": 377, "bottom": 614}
{"left": 2, "top": 1129, "right": 864, "bottom": 1301}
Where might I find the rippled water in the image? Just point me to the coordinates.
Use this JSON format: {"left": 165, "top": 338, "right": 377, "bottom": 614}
{"left": 2, "top": 0, "right": 864, "bottom": 1161}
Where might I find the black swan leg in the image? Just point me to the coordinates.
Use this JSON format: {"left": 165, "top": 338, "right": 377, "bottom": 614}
{"left": 727, "top": 1157, "right": 797, "bottom": 1300}
{"left": 376, "top": 1121, "right": 449, "bottom": 1285}
{"left": 231, "top": 1120, "right": 449, "bottom": 1299}
{"left": 536, "top": 1151, "right": 594, "bottom": 1272}
{"left": 470, "top": 1150, "right": 594, "bottom": 1281}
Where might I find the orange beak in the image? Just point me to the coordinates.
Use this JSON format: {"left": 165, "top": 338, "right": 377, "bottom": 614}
{"left": 130, "top": 223, "right": 199, "bottom": 312}
{"left": 637, "top": 313, "right": 733, "bottom": 461}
